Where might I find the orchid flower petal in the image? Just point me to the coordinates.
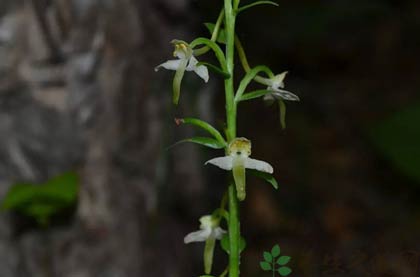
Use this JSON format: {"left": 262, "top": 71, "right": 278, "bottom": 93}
{"left": 154, "top": 59, "right": 182, "bottom": 71}
{"left": 270, "top": 89, "right": 300, "bottom": 101}
{"left": 245, "top": 157, "right": 274, "bottom": 174}
{"left": 213, "top": 227, "right": 226, "bottom": 240}
{"left": 187, "top": 56, "right": 209, "bottom": 82}
{"left": 272, "top": 71, "right": 288, "bottom": 89}
{"left": 205, "top": 156, "right": 233, "bottom": 170}
{"left": 193, "top": 64, "right": 209, "bottom": 83}
{"left": 184, "top": 228, "right": 212, "bottom": 244}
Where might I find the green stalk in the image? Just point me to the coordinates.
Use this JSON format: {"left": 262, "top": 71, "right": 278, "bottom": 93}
{"left": 235, "top": 35, "right": 274, "bottom": 85}
{"left": 194, "top": 9, "right": 225, "bottom": 56}
{"left": 224, "top": 0, "right": 237, "bottom": 143}
{"left": 224, "top": 1, "right": 240, "bottom": 277}
{"left": 228, "top": 183, "right": 240, "bottom": 277}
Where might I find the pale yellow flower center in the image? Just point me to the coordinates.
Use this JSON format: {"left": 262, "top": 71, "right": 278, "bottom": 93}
{"left": 173, "top": 42, "right": 190, "bottom": 58}
{"left": 228, "top": 137, "right": 251, "bottom": 156}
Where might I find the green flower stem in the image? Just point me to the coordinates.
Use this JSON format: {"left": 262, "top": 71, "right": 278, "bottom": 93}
{"left": 236, "top": 1, "right": 279, "bottom": 14}
{"left": 190, "top": 38, "right": 227, "bottom": 71}
{"left": 228, "top": 183, "right": 240, "bottom": 277}
{"left": 224, "top": 1, "right": 240, "bottom": 277}
{"left": 233, "top": 0, "right": 241, "bottom": 10}
{"left": 234, "top": 35, "right": 251, "bottom": 72}
{"left": 194, "top": 9, "right": 225, "bottom": 56}
{"left": 234, "top": 65, "right": 275, "bottom": 102}
{"left": 224, "top": 0, "right": 237, "bottom": 143}
{"left": 234, "top": 35, "right": 273, "bottom": 85}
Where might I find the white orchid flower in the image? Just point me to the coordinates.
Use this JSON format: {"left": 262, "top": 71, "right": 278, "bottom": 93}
{"left": 155, "top": 40, "right": 209, "bottom": 104}
{"left": 184, "top": 215, "right": 225, "bottom": 244}
{"left": 184, "top": 215, "right": 226, "bottom": 274}
{"left": 261, "top": 71, "right": 300, "bottom": 101}
{"left": 205, "top": 137, "right": 274, "bottom": 201}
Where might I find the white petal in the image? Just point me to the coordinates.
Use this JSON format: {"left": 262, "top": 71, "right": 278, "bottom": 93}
{"left": 205, "top": 156, "right": 233, "bottom": 170}
{"left": 175, "top": 50, "right": 187, "bottom": 59}
{"left": 193, "top": 64, "right": 209, "bottom": 82}
{"left": 272, "top": 71, "right": 288, "bottom": 89}
{"left": 271, "top": 89, "right": 300, "bottom": 101}
{"left": 245, "top": 158, "right": 274, "bottom": 174}
{"left": 212, "top": 227, "right": 226, "bottom": 240}
{"left": 187, "top": 56, "right": 209, "bottom": 82}
{"left": 154, "top": 59, "right": 182, "bottom": 71}
{"left": 186, "top": 55, "right": 198, "bottom": 70}
{"left": 199, "top": 215, "right": 213, "bottom": 229}
{"left": 184, "top": 228, "right": 212, "bottom": 244}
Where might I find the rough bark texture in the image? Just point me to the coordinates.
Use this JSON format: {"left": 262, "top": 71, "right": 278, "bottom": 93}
{"left": 0, "top": 0, "right": 204, "bottom": 276}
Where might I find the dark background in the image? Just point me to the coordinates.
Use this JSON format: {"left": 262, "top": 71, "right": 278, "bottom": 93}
{"left": 0, "top": 0, "right": 419, "bottom": 276}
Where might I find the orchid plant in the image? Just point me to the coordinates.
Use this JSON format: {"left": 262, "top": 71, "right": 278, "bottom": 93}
{"left": 156, "top": 1, "right": 298, "bottom": 276}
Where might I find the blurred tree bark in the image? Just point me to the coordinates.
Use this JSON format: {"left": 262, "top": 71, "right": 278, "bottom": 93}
{"left": 0, "top": 0, "right": 203, "bottom": 276}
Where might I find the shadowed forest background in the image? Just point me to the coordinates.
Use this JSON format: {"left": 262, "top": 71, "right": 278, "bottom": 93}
{"left": 0, "top": 0, "right": 419, "bottom": 276}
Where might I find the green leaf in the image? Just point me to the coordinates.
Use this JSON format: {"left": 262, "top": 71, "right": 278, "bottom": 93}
{"left": 260, "top": 261, "right": 272, "bottom": 271}
{"left": 238, "top": 90, "right": 271, "bottom": 102}
{"left": 278, "top": 266, "right": 292, "bottom": 276}
{"left": 2, "top": 172, "right": 78, "bottom": 210}
{"left": 175, "top": 117, "right": 226, "bottom": 145}
{"left": 248, "top": 169, "right": 279, "bottom": 189}
{"left": 204, "top": 23, "right": 227, "bottom": 44}
{"left": 240, "top": 236, "right": 247, "bottom": 253}
{"left": 1, "top": 183, "right": 39, "bottom": 210}
{"left": 196, "top": 62, "right": 231, "bottom": 79}
{"left": 277, "top": 256, "right": 291, "bottom": 266}
{"left": 42, "top": 172, "right": 79, "bottom": 203}
{"left": 369, "top": 104, "right": 420, "bottom": 182}
{"left": 271, "top": 244, "right": 281, "bottom": 257}
{"left": 221, "top": 235, "right": 229, "bottom": 253}
{"left": 263, "top": 251, "right": 273, "bottom": 262}
{"left": 237, "top": 1, "right": 279, "bottom": 14}
{"left": 1, "top": 172, "right": 79, "bottom": 225}
{"left": 278, "top": 99, "right": 287, "bottom": 130}
{"left": 172, "top": 137, "right": 226, "bottom": 150}
{"left": 220, "top": 235, "right": 246, "bottom": 254}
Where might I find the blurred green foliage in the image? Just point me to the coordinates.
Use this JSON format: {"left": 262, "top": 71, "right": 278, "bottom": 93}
{"left": 369, "top": 104, "right": 420, "bottom": 182}
{"left": 1, "top": 172, "right": 79, "bottom": 226}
